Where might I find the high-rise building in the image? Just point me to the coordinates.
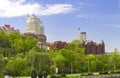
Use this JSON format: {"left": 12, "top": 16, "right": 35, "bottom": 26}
{"left": 26, "top": 14, "right": 44, "bottom": 35}
{"left": 78, "top": 27, "right": 87, "bottom": 42}
{"left": 25, "top": 14, "right": 47, "bottom": 48}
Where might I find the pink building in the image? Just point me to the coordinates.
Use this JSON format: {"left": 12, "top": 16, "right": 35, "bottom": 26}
{"left": 0, "top": 24, "right": 20, "bottom": 33}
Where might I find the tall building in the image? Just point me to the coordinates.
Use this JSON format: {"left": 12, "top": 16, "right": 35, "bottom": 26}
{"left": 26, "top": 14, "right": 44, "bottom": 35}
{"left": 25, "top": 14, "right": 47, "bottom": 48}
{"left": 78, "top": 27, "right": 87, "bottom": 42}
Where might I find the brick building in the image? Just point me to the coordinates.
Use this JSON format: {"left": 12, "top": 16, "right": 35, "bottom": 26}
{"left": 46, "top": 41, "right": 67, "bottom": 50}
{"left": 83, "top": 40, "right": 105, "bottom": 54}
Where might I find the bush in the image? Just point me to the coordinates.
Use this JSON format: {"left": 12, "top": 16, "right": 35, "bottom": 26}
{"left": 31, "top": 70, "right": 37, "bottom": 78}
{"left": 0, "top": 74, "right": 3, "bottom": 78}
{"left": 50, "top": 74, "right": 64, "bottom": 78}
{"left": 80, "top": 73, "right": 88, "bottom": 76}
{"left": 50, "top": 75, "right": 57, "bottom": 78}
{"left": 3, "top": 69, "right": 13, "bottom": 75}
{"left": 57, "top": 75, "right": 63, "bottom": 78}
{"left": 88, "top": 72, "right": 93, "bottom": 75}
{"left": 93, "top": 72, "right": 99, "bottom": 76}
{"left": 60, "top": 74, "right": 66, "bottom": 77}
{"left": 99, "top": 71, "right": 108, "bottom": 74}
{"left": 110, "top": 70, "right": 120, "bottom": 74}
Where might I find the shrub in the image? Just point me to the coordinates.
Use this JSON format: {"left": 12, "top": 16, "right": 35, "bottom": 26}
{"left": 88, "top": 72, "right": 93, "bottom": 75}
{"left": 50, "top": 75, "right": 57, "bottom": 78}
{"left": 99, "top": 71, "right": 108, "bottom": 74}
{"left": 3, "top": 69, "right": 13, "bottom": 75}
{"left": 31, "top": 70, "right": 37, "bottom": 78}
{"left": 93, "top": 72, "right": 99, "bottom": 76}
{"left": 80, "top": 73, "right": 88, "bottom": 76}
{"left": 0, "top": 73, "right": 3, "bottom": 78}
{"left": 110, "top": 70, "right": 120, "bottom": 74}
{"left": 60, "top": 74, "right": 66, "bottom": 77}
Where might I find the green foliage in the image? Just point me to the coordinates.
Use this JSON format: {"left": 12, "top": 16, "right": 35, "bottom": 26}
{"left": 31, "top": 70, "right": 37, "bottom": 78}
{"left": 0, "top": 73, "right": 3, "bottom": 78}
{"left": 0, "top": 32, "right": 38, "bottom": 56}
{"left": 1, "top": 32, "right": 120, "bottom": 76}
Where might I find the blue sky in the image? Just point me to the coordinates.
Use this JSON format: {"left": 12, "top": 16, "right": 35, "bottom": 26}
{"left": 0, "top": 0, "right": 120, "bottom": 52}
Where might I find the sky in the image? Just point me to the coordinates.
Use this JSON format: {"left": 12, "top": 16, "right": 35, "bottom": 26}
{"left": 0, "top": 0, "right": 120, "bottom": 52}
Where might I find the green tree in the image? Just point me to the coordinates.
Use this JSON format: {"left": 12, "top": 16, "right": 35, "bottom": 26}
{"left": 109, "top": 51, "right": 119, "bottom": 71}
{"left": 52, "top": 53, "right": 66, "bottom": 74}
{"left": 5, "top": 54, "right": 27, "bottom": 76}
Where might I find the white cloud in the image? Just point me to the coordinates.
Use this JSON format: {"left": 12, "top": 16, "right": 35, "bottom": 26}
{"left": 0, "top": 0, "right": 74, "bottom": 18}
{"left": 77, "top": 15, "right": 89, "bottom": 18}
{"left": 40, "top": 4, "right": 73, "bottom": 16}
{"left": 101, "top": 24, "right": 120, "bottom": 28}
{"left": 111, "top": 24, "right": 120, "bottom": 28}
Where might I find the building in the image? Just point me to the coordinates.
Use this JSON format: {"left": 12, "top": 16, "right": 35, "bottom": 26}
{"left": 78, "top": 27, "right": 87, "bottom": 42}
{"left": 83, "top": 40, "right": 105, "bottom": 54}
{"left": 0, "top": 24, "right": 20, "bottom": 33}
{"left": 24, "top": 33, "right": 47, "bottom": 48}
{"left": 25, "top": 14, "right": 47, "bottom": 48}
{"left": 26, "top": 14, "right": 44, "bottom": 35}
{"left": 46, "top": 41, "right": 67, "bottom": 50}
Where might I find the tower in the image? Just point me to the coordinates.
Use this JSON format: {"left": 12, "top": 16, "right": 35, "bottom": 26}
{"left": 26, "top": 14, "right": 44, "bottom": 35}
{"left": 80, "top": 32, "right": 86, "bottom": 42}
{"left": 78, "top": 27, "right": 81, "bottom": 40}
{"left": 78, "top": 27, "right": 87, "bottom": 42}
{"left": 25, "top": 14, "right": 47, "bottom": 49}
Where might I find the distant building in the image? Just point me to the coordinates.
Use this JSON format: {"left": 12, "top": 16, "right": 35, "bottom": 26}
{"left": 26, "top": 14, "right": 44, "bottom": 35}
{"left": 83, "top": 40, "right": 105, "bottom": 54}
{"left": 78, "top": 27, "right": 87, "bottom": 42}
{"left": 24, "top": 33, "right": 47, "bottom": 48}
{"left": 0, "top": 24, "right": 20, "bottom": 33}
{"left": 54, "top": 41, "right": 67, "bottom": 49}
{"left": 25, "top": 14, "right": 47, "bottom": 48}
{"left": 46, "top": 41, "right": 67, "bottom": 50}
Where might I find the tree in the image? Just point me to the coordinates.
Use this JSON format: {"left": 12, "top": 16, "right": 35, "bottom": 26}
{"left": 52, "top": 53, "right": 66, "bottom": 74}
{"left": 58, "top": 41, "right": 85, "bottom": 74}
{"left": 5, "top": 54, "right": 27, "bottom": 76}
{"left": 109, "top": 51, "right": 119, "bottom": 71}
{"left": 87, "top": 54, "right": 96, "bottom": 72}
{"left": 0, "top": 54, "right": 4, "bottom": 73}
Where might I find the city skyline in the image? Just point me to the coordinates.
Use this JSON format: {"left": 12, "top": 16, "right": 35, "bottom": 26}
{"left": 0, "top": 0, "right": 120, "bottom": 52}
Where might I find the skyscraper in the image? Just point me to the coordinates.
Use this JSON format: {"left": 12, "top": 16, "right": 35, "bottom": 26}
{"left": 26, "top": 14, "right": 44, "bottom": 35}
{"left": 78, "top": 27, "right": 87, "bottom": 42}
{"left": 25, "top": 14, "right": 47, "bottom": 48}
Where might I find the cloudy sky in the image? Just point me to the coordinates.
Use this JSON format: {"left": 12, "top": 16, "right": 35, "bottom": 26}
{"left": 0, "top": 0, "right": 120, "bottom": 52}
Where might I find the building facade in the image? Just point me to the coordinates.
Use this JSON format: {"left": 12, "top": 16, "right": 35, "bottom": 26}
{"left": 83, "top": 40, "right": 105, "bottom": 54}
{"left": 25, "top": 14, "right": 47, "bottom": 48}
{"left": 0, "top": 24, "right": 20, "bottom": 33}
{"left": 78, "top": 28, "right": 87, "bottom": 42}
{"left": 26, "top": 14, "right": 44, "bottom": 35}
{"left": 46, "top": 41, "right": 67, "bottom": 50}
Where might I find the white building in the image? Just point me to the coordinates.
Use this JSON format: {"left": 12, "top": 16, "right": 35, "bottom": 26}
{"left": 78, "top": 28, "right": 87, "bottom": 42}
{"left": 26, "top": 14, "right": 44, "bottom": 35}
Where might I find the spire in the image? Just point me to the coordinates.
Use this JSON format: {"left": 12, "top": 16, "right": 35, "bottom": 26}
{"left": 78, "top": 27, "right": 80, "bottom": 31}
{"left": 78, "top": 27, "right": 81, "bottom": 40}
{"left": 27, "top": 14, "right": 29, "bottom": 17}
